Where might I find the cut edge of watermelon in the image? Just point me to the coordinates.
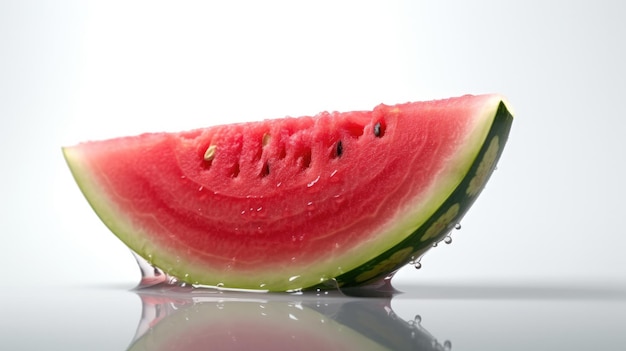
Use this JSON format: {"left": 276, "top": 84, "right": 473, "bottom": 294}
{"left": 63, "top": 146, "right": 153, "bottom": 260}
{"left": 63, "top": 95, "right": 512, "bottom": 291}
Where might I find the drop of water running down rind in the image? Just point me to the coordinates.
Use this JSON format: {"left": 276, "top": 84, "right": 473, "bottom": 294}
{"left": 131, "top": 251, "right": 168, "bottom": 288}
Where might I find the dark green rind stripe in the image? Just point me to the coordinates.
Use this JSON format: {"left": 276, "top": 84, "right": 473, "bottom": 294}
{"left": 324, "top": 101, "right": 514, "bottom": 289}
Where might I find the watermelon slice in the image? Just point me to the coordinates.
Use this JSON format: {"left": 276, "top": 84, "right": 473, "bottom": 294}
{"left": 63, "top": 94, "right": 513, "bottom": 292}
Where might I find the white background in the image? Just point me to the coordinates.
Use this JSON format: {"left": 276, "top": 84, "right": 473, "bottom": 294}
{"left": 1, "top": 0, "right": 625, "bottom": 289}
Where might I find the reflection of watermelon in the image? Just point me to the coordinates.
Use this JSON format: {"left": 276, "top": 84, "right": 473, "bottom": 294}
{"left": 128, "top": 288, "right": 447, "bottom": 351}
{"left": 129, "top": 292, "right": 393, "bottom": 351}
{"left": 64, "top": 94, "right": 513, "bottom": 291}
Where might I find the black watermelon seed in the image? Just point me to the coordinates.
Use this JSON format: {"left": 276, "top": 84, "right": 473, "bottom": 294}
{"left": 336, "top": 140, "right": 343, "bottom": 157}
{"left": 374, "top": 122, "right": 382, "bottom": 137}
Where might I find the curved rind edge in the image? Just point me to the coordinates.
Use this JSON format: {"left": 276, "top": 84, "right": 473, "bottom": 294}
{"left": 331, "top": 100, "right": 514, "bottom": 288}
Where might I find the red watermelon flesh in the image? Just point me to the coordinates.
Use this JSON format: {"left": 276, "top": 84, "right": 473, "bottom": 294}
{"left": 63, "top": 94, "right": 513, "bottom": 291}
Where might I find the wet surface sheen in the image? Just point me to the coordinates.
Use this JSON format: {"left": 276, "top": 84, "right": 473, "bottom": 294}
{"left": 2, "top": 282, "right": 625, "bottom": 350}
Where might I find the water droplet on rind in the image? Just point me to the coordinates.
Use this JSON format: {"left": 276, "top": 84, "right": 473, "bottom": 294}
{"left": 409, "top": 256, "right": 423, "bottom": 270}
{"left": 444, "top": 236, "right": 452, "bottom": 244}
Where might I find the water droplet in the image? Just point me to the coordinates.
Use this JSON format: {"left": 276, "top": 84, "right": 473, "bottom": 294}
{"left": 454, "top": 223, "right": 462, "bottom": 230}
{"left": 414, "top": 315, "right": 422, "bottom": 324}
{"left": 414, "top": 262, "right": 422, "bottom": 269}
{"left": 198, "top": 186, "right": 204, "bottom": 192}
{"left": 432, "top": 242, "right": 438, "bottom": 247}
{"left": 444, "top": 340, "right": 452, "bottom": 350}
{"left": 444, "top": 236, "right": 452, "bottom": 244}
{"left": 307, "top": 175, "right": 321, "bottom": 188}
{"left": 216, "top": 282, "right": 224, "bottom": 288}
{"left": 288, "top": 275, "right": 300, "bottom": 282}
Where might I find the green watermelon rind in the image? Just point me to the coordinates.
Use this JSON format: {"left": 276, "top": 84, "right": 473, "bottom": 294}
{"left": 332, "top": 101, "right": 514, "bottom": 287}
{"left": 63, "top": 96, "right": 513, "bottom": 292}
